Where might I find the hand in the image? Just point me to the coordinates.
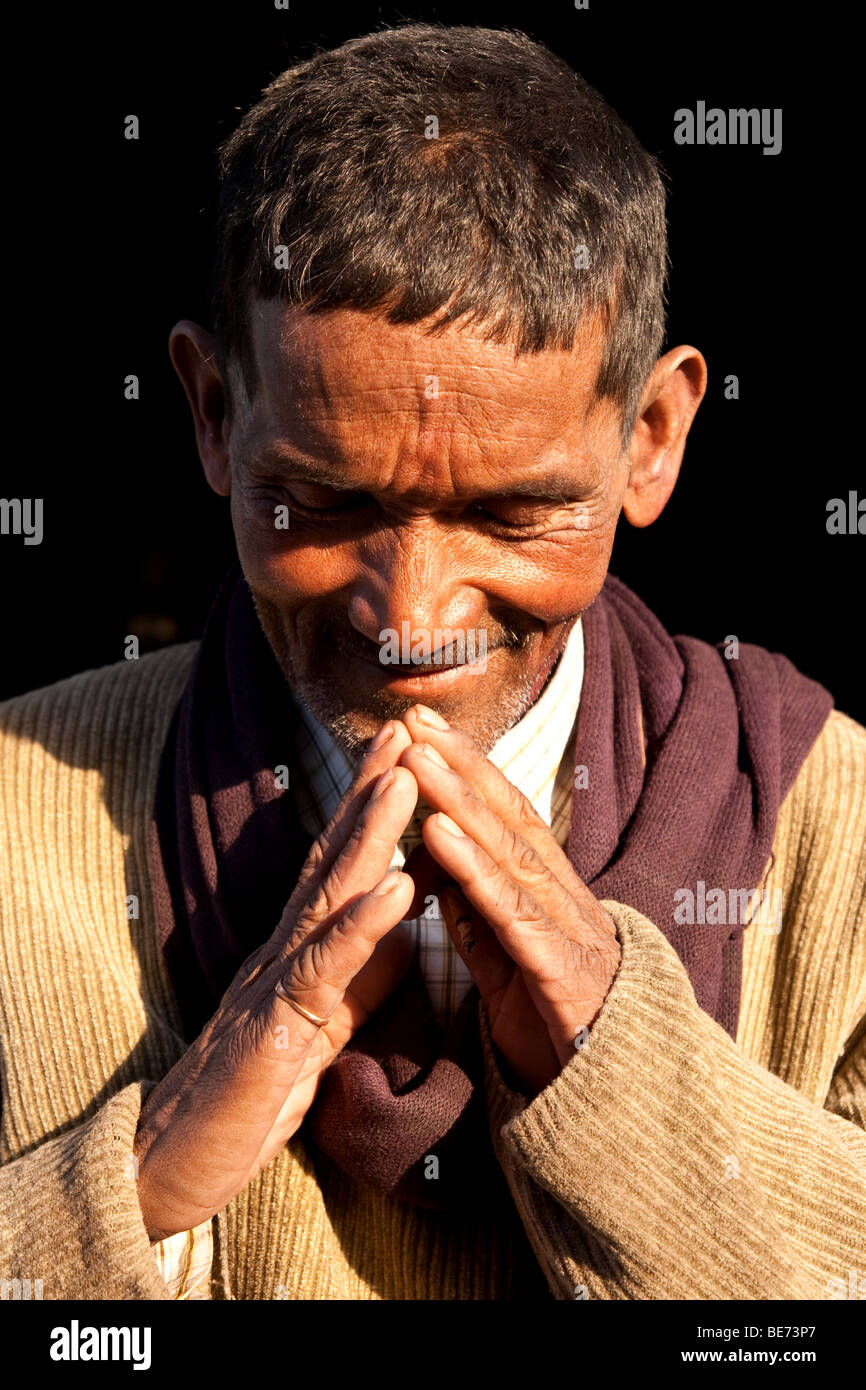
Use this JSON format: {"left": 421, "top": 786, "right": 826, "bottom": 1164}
{"left": 133, "top": 720, "right": 419, "bottom": 1241}
{"left": 399, "top": 705, "right": 621, "bottom": 1095}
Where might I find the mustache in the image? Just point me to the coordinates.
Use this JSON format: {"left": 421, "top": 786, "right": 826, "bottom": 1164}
{"left": 316, "top": 618, "right": 537, "bottom": 668}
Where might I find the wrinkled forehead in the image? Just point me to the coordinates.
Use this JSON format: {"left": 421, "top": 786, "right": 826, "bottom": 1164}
{"left": 241, "top": 299, "right": 616, "bottom": 492}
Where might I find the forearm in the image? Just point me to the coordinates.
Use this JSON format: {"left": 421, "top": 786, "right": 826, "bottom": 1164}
{"left": 484, "top": 902, "right": 866, "bottom": 1300}
{"left": 0, "top": 1080, "right": 178, "bottom": 1300}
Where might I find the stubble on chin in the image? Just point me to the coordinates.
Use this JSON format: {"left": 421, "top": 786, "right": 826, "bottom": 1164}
{"left": 250, "top": 590, "right": 567, "bottom": 760}
{"left": 302, "top": 664, "right": 542, "bottom": 760}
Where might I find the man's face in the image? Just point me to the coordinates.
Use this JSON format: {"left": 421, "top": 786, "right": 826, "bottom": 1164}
{"left": 225, "top": 303, "right": 631, "bottom": 756}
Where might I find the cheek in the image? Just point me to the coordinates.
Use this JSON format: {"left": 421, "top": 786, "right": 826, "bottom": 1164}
{"left": 231, "top": 497, "right": 347, "bottom": 604}
{"left": 232, "top": 502, "right": 619, "bottom": 624}
{"left": 501, "top": 517, "right": 618, "bottom": 626}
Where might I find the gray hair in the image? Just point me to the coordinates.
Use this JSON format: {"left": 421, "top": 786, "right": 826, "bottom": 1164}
{"left": 209, "top": 23, "right": 669, "bottom": 444}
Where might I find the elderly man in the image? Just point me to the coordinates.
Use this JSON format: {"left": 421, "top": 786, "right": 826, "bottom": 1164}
{"left": 1, "top": 24, "right": 864, "bottom": 1303}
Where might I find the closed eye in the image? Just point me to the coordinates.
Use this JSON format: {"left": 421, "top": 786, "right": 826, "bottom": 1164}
{"left": 254, "top": 483, "right": 580, "bottom": 534}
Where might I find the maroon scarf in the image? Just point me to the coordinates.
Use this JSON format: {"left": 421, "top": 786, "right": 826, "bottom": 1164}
{"left": 149, "top": 565, "right": 832, "bottom": 1211}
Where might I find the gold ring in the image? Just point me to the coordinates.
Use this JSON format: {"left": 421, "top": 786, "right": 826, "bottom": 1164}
{"left": 274, "top": 979, "right": 331, "bottom": 1028}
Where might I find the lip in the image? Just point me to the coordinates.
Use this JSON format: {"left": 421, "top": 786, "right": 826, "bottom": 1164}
{"left": 346, "top": 648, "right": 493, "bottom": 694}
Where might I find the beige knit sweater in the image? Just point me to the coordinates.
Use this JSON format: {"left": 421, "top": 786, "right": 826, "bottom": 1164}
{"left": 0, "top": 644, "right": 864, "bottom": 1300}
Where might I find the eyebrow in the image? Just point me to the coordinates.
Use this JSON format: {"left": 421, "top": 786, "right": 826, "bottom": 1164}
{"left": 254, "top": 450, "right": 591, "bottom": 500}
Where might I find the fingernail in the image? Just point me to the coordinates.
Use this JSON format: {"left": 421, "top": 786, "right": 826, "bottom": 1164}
{"left": 370, "top": 768, "right": 395, "bottom": 800}
{"left": 372, "top": 871, "right": 403, "bottom": 894}
{"left": 435, "top": 813, "right": 464, "bottom": 836}
{"left": 368, "top": 722, "right": 394, "bottom": 752}
{"left": 413, "top": 704, "right": 450, "bottom": 730}
{"left": 416, "top": 743, "right": 448, "bottom": 769}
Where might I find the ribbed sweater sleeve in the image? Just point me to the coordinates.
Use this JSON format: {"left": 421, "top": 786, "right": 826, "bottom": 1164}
{"left": 0, "top": 1080, "right": 177, "bottom": 1300}
{"left": 480, "top": 901, "right": 866, "bottom": 1300}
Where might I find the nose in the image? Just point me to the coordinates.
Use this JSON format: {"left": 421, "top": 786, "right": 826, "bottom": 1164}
{"left": 346, "top": 517, "right": 485, "bottom": 651}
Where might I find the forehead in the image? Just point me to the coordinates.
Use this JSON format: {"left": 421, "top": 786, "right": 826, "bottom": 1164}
{"left": 243, "top": 299, "right": 614, "bottom": 488}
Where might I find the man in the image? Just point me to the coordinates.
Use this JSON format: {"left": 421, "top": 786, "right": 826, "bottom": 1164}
{"left": 1, "top": 24, "right": 863, "bottom": 1302}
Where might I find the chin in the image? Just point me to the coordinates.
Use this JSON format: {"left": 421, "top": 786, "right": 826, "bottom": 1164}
{"left": 251, "top": 591, "right": 564, "bottom": 757}
{"left": 292, "top": 667, "right": 539, "bottom": 759}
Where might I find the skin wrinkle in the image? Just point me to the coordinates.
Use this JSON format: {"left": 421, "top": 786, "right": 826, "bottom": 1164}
{"left": 170, "top": 300, "right": 706, "bottom": 757}
{"left": 266, "top": 304, "right": 607, "bottom": 466}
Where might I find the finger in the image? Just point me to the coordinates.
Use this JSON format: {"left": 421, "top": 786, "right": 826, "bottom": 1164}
{"left": 401, "top": 706, "right": 615, "bottom": 939}
{"left": 440, "top": 887, "right": 563, "bottom": 1089}
{"left": 400, "top": 842, "right": 453, "bottom": 920}
{"left": 280, "top": 763, "right": 419, "bottom": 952}
{"left": 439, "top": 886, "right": 512, "bottom": 1005}
{"left": 288, "top": 719, "right": 414, "bottom": 903}
{"left": 400, "top": 742, "right": 610, "bottom": 945}
{"left": 273, "top": 869, "right": 416, "bottom": 1038}
{"left": 349, "top": 920, "right": 416, "bottom": 1018}
{"left": 403, "top": 706, "right": 548, "bottom": 842}
{"left": 422, "top": 812, "right": 617, "bottom": 1011}
{"left": 271, "top": 720, "right": 414, "bottom": 946}
{"left": 422, "top": 813, "right": 553, "bottom": 970}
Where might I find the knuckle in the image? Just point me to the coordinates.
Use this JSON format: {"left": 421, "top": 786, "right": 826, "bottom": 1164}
{"left": 339, "top": 805, "right": 396, "bottom": 860}
{"left": 314, "top": 874, "right": 346, "bottom": 922}
{"left": 284, "top": 944, "right": 325, "bottom": 997}
{"left": 221, "top": 1017, "right": 259, "bottom": 1074}
{"left": 344, "top": 816, "right": 370, "bottom": 856}
{"left": 494, "top": 819, "right": 514, "bottom": 861}
{"left": 439, "top": 726, "right": 472, "bottom": 761}
{"left": 514, "top": 835, "right": 539, "bottom": 877}
{"left": 511, "top": 884, "right": 546, "bottom": 927}
{"left": 306, "top": 835, "right": 328, "bottom": 874}
{"left": 305, "top": 936, "right": 336, "bottom": 983}
{"left": 495, "top": 821, "right": 538, "bottom": 879}
{"left": 304, "top": 858, "right": 354, "bottom": 926}
{"left": 514, "top": 787, "right": 542, "bottom": 834}
{"left": 295, "top": 833, "right": 328, "bottom": 890}
{"left": 241, "top": 1007, "right": 277, "bottom": 1061}
{"left": 455, "top": 780, "right": 483, "bottom": 821}
{"left": 283, "top": 929, "right": 352, "bottom": 1003}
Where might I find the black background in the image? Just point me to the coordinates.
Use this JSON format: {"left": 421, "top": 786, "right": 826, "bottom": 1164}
{"left": 2, "top": 2, "right": 862, "bottom": 719}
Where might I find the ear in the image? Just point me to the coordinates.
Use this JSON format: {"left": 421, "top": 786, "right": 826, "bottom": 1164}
{"left": 621, "top": 346, "right": 707, "bottom": 528}
{"left": 168, "top": 320, "right": 232, "bottom": 496}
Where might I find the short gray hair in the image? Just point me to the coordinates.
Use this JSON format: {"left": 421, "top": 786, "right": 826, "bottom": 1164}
{"left": 209, "top": 23, "right": 669, "bottom": 444}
